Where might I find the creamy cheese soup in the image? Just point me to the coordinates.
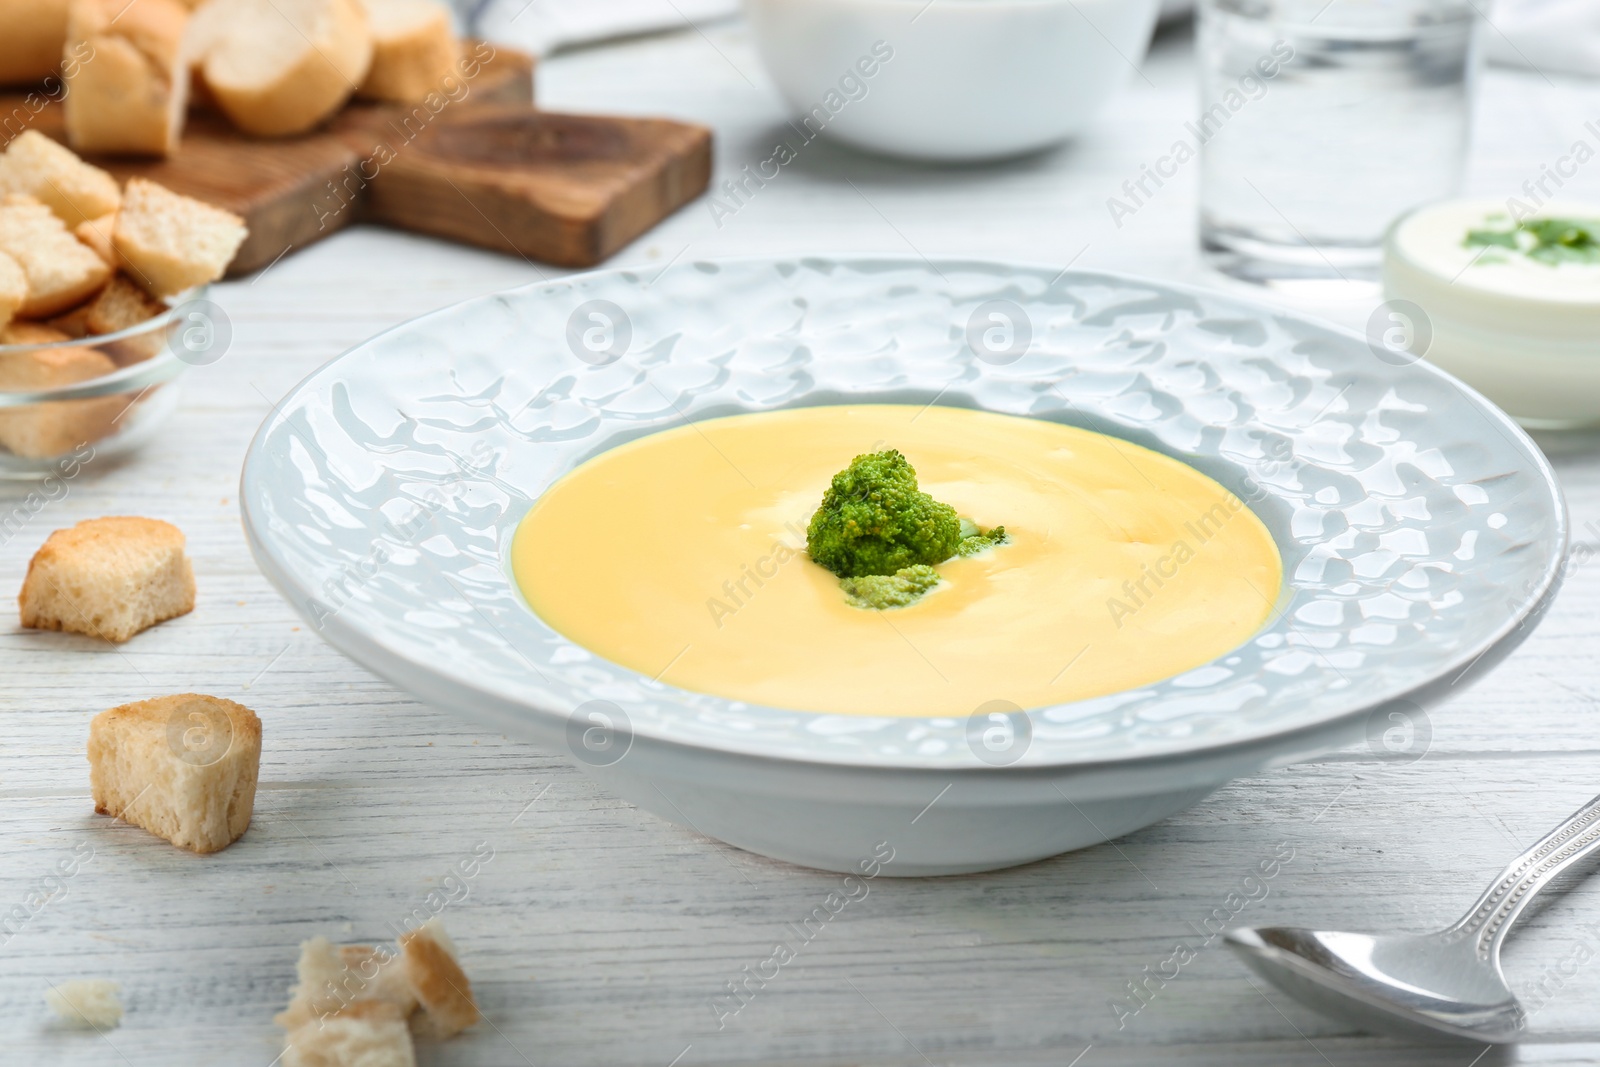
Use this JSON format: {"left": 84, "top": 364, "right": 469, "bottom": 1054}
{"left": 511, "top": 405, "right": 1281, "bottom": 717}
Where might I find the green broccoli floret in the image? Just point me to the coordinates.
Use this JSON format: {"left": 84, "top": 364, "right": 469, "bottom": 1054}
{"left": 839, "top": 565, "right": 942, "bottom": 610}
{"left": 807, "top": 450, "right": 1012, "bottom": 610}
{"left": 956, "top": 524, "right": 1008, "bottom": 557}
{"left": 806, "top": 450, "right": 962, "bottom": 579}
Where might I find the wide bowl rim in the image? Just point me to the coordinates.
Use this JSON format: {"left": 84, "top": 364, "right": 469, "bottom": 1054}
{"left": 241, "top": 255, "right": 1569, "bottom": 773}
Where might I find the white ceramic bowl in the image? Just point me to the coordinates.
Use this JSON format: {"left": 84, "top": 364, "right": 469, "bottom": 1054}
{"left": 741, "top": 0, "right": 1161, "bottom": 161}
{"left": 1382, "top": 199, "right": 1600, "bottom": 430}
{"left": 241, "top": 258, "right": 1565, "bottom": 876}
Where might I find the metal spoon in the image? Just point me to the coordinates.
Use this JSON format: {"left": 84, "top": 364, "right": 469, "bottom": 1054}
{"left": 1225, "top": 793, "right": 1600, "bottom": 1042}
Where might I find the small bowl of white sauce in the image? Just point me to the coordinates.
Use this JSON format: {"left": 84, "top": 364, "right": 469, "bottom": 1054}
{"left": 1381, "top": 198, "right": 1600, "bottom": 430}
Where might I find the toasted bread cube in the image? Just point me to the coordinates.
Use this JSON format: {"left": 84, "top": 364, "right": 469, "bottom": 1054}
{"left": 46, "top": 302, "right": 93, "bottom": 338}
{"left": 76, "top": 213, "right": 117, "bottom": 267}
{"left": 0, "top": 251, "right": 25, "bottom": 329}
{"left": 0, "top": 131, "right": 121, "bottom": 226}
{"left": 113, "top": 179, "right": 246, "bottom": 297}
{"left": 358, "top": 0, "right": 458, "bottom": 103}
{"left": 64, "top": 0, "right": 190, "bottom": 157}
{"left": 85, "top": 275, "right": 165, "bottom": 336}
{"left": 45, "top": 979, "right": 123, "bottom": 1029}
{"left": 283, "top": 1000, "right": 416, "bottom": 1067}
{"left": 400, "top": 919, "right": 479, "bottom": 1038}
{"left": 275, "top": 938, "right": 417, "bottom": 1031}
{"left": 0, "top": 324, "right": 123, "bottom": 457}
{"left": 20, "top": 516, "right": 196, "bottom": 642}
{"left": 83, "top": 274, "right": 167, "bottom": 364}
{"left": 0, "top": 196, "right": 111, "bottom": 317}
{"left": 87, "top": 693, "right": 260, "bottom": 853}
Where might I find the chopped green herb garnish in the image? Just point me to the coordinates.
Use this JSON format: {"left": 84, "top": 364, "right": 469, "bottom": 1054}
{"left": 1464, "top": 217, "right": 1600, "bottom": 266}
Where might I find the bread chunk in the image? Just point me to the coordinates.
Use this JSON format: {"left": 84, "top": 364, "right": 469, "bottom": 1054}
{"left": 0, "top": 324, "right": 122, "bottom": 457}
{"left": 187, "top": 0, "right": 373, "bottom": 137}
{"left": 76, "top": 213, "right": 117, "bottom": 267}
{"left": 20, "top": 516, "right": 196, "bottom": 641}
{"left": 282, "top": 1000, "right": 416, "bottom": 1067}
{"left": 275, "top": 938, "right": 418, "bottom": 1030}
{"left": 274, "top": 919, "right": 476, "bottom": 1061}
{"left": 83, "top": 273, "right": 167, "bottom": 363}
{"left": 45, "top": 979, "right": 123, "bottom": 1029}
{"left": 0, "top": 195, "right": 112, "bottom": 317}
{"left": 63, "top": 0, "right": 190, "bottom": 157}
{"left": 87, "top": 693, "right": 260, "bottom": 853}
{"left": 0, "top": 131, "right": 121, "bottom": 226}
{"left": 0, "top": 251, "right": 25, "bottom": 330}
{"left": 358, "top": 0, "right": 458, "bottom": 103}
{"left": 113, "top": 179, "right": 247, "bottom": 297}
{"left": 0, "top": 0, "right": 71, "bottom": 86}
{"left": 400, "top": 918, "right": 480, "bottom": 1037}
{"left": 47, "top": 301, "right": 93, "bottom": 338}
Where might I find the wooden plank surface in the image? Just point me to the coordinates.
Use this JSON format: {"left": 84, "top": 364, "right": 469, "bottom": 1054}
{"left": 2, "top": 17, "right": 1600, "bottom": 1067}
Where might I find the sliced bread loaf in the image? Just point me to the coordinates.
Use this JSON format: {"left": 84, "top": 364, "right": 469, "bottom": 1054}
{"left": 187, "top": 0, "right": 373, "bottom": 137}
{"left": 63, "top": 0, "right": 191, "bottom": 157}
{"left": 358, "top": 0, "right": 458, "bottom": 103}
{"left": 0, "top": 0, "right": 71, "bottom": 86}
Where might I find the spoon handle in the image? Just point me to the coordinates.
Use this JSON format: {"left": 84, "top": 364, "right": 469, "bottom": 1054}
{"left": 1449, "top": 792, "right": 1600, "bottom": 960}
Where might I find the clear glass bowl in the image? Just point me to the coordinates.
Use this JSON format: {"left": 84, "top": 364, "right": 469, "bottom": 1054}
{"left": 0, "top": 290, "right": 202, "bottom": 478}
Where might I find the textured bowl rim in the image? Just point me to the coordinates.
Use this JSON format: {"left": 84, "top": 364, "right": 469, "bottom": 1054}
{"left": 241, "top": 257, "right": 1569, "bottom": 772}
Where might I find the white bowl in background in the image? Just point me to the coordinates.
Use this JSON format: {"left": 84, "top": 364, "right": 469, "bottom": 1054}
{"left": 742, "top": 0, "right": 1161, "bottom": 161}
{"left": 1382, "top": 198, "right": 1600, "bottom": 430}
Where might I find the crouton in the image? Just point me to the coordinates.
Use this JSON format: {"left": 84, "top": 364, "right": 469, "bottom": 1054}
{"left": 400, "top": 918, "right": 479, "bottom": 1038}
{"left": 63, "top": 0, "right": 190, "bottom": 157}
{"left": 46, "top": 302, "right": 93, "bottom": 338}
{"left": 19, "top": 516, "right": 196, "bottom": 641}
{"left": 358, "top": 0, "right": 458, "bottom": 103}
{"left": 275, "top": 938, "right": 418, "bottom": 1031}
{"left": 112, "top": 179, "right": 246, "bottom": 297}
{"left": 0, "top": 251, "right": 25, "bottom": 330}
{"left": 76, "top": 213, "right": 117, "bottom": 267}
{"left": 82, "top": 274, "right": 167, "bottom": 363}
{"left": 0, "top": 132, "right": 121, "bottom": 227}
{"left": 87, "top": 693, "right": 260, "bottom": 853}
{"left": 0, "top": 324, "right": 122, "bottom": 457}
{"left": 44, "top": 979, "right": 123, "bottom": 1029}
{"left": 282, "top": 1000, "right": 416, "bottom": 1067}
{"left": 0, "top": 195, "right": 111, "bottom": 317}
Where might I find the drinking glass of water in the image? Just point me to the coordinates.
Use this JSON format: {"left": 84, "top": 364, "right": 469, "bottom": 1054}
{"left": 1197, "top": 0, "right": 1482, "bottom": 291}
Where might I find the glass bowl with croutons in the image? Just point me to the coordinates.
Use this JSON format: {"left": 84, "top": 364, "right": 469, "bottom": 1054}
{"left": 0, "top": 133, "right": 247, "bottom": 478}
{"left": 0, "top": 288, "right": 215, "bottom": 478}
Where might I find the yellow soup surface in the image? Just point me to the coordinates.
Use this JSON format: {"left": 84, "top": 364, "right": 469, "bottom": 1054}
{"left": 511, "top": 405, "right": 1282, "bottom": 717}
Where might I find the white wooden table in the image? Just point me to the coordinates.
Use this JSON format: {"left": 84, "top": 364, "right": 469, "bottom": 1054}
{"left": 5, "top": 17, "right": 1600, "bottom": 1066}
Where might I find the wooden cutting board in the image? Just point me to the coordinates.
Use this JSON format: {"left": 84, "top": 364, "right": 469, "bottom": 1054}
{"left": 0, "top": 44, "right": 712, "bottom": 274}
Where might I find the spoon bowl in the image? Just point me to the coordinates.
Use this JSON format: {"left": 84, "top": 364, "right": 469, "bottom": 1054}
{"left": 1227, "top": 792, "right": 1600, "bottom": 1043}
{"left": 1226, "top": 927, "right": 1521, "bottom": 1042}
